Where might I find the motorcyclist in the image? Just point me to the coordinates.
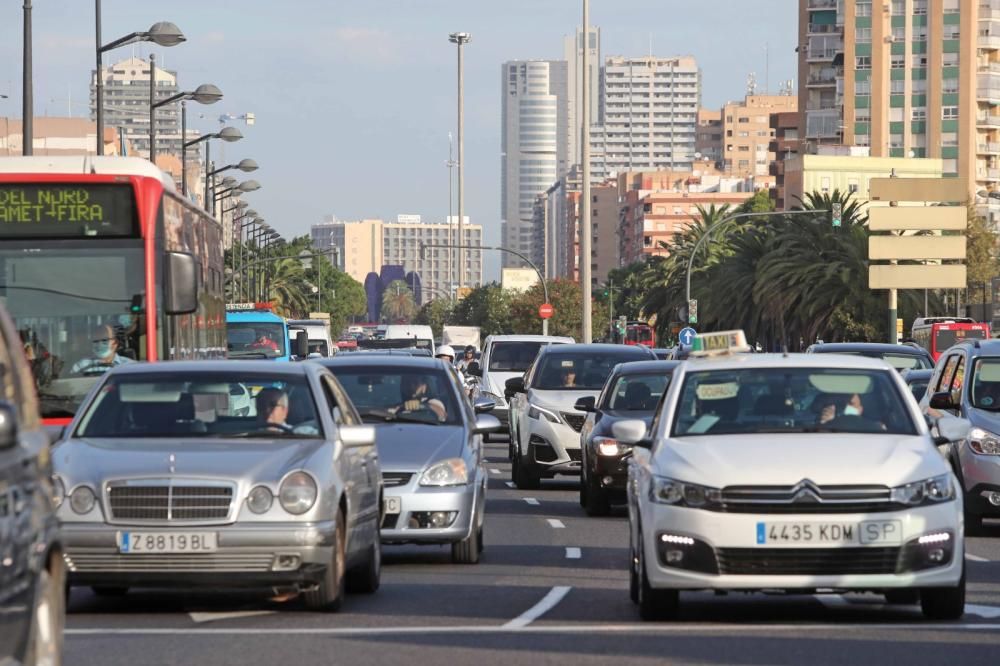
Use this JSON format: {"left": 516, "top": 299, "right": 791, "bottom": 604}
{"left": 456, "top": 345, "right": 477, "bottom": 373}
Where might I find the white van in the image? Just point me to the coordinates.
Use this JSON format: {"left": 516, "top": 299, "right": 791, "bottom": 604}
{"left": 382, "top": 324, "right": 435, "bottom": 355}
{"left": 287, "top": 319, "right": 335, "bottom": 357}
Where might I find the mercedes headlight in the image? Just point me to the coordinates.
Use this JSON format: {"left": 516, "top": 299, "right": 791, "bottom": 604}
{"left": 279, "top": 472, "right": 318, "bottom": 514}
{"left": 968, "top": 427, "right": 1000, "bottom": 455}
{"left": 420, "top": 458, "right": 469, "bottom": 486}
{"left": 528, "top": 403, "right": 562, "bottom": 424}
{"left": 648, "top": 476, "right": 722, "bottom": 508}
{"left": 247, "top": 485, "right": 274, "bottom": 514}
{"left": 594, "top": 436, "right": 630, "bottom": 457}
{"left": 69, "top": 486, "right": 96, "bottom": 514}
{"left": 891, "top": 473, "right": 956, "bottom": 506}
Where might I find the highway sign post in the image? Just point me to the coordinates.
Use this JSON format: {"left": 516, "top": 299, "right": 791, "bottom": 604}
{"left": 539, "top": 303, "right": 554, "bottom": 319}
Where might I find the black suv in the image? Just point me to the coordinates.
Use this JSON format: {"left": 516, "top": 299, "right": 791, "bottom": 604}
{"left": 0, "top": 304, "right": 63, "bottom": 664}
{"left": 920, "top": 339, "right": 1000, "bottom": 533}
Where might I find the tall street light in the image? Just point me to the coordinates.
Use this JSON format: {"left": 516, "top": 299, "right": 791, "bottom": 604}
{"left": 150, "top": 79, "right": 222, "bottom": 163}
{"left": 449, "top": 31, "right": 470, "bottom": 292}
{"left": 580, "top": 0, "right": 592, "bottom": 342}
{"left": 95, "top": 10, "right": 184, "bottom": 155}
{"left": 214, "top": 179, "right": 261, "bottom": 218}
{"left": 181, "top": 124, "right": 242, "bottom": 200}
{"left": 22, "top": 0, "right": 32, "bottom": 155}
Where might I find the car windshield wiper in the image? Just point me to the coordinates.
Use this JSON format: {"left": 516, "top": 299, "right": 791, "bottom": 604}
{"left": 219, "top": 431, "right": 314, "bottom": 439}
{"left": 358, "top": 408, "right": 443, "bottom": 425}
{"left": 228, "top": 351, "right": 272, "bottom": 359}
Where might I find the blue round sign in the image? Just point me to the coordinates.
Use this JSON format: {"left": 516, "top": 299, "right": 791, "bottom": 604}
{"left": 678, "top": 327, "right": 697, "bottom": 346}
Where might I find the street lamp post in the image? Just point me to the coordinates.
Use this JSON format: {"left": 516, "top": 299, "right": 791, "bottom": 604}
{"left": 580, "top": 0, "right": 592, "bottom": 342}
{"left": 182, "top": 125, "right": 242, "bottom": 201}
{"left": 150, "top": 82, "right": 222, "bottom": 163}
{"left": 449, "top": 31, "right": 470, "bottom": 292}
{"left": 95, "top": 11, "right": 185, "bottom": 156}
{"left": 22, "top": 0, "right": 32, "bottom": 156}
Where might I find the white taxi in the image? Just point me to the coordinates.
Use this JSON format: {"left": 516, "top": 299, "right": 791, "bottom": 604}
{"left": 616, "top": 331, "right": 970, "bottom": 621}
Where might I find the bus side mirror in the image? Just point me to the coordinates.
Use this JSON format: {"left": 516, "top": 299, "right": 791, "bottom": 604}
{"left": 164, "top": 252, "right": 198, "bottom": 315}
{"left": 295, "top": 330, "right": 309, "bottom": 359}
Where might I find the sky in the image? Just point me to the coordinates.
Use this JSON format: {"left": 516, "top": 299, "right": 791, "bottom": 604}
{"left": 0, "top": 0, "right": 797, "bottom": 281}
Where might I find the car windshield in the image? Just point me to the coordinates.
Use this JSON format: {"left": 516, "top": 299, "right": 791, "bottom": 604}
{"left": 827, "top": 351, "right": 931, "bottom": 371}
{"left": 908, "top": 379, "right": 930, "bottom": 403}
{"left": 227, "top": 322, "right": 286, "bottom": 359}
{"left": 606, "top": 373, "right": 671, "bottom": 411}
{"left": 970, "top": 358, "right": 1000, "bottom": 410}
{"left": 328, "top": 365, "right": 461, "bottom": 426}
{"left": 671, "top": 367, "right": 916, "bottom": 437}
{"left": 488, "top": 341, "right": 546, "bottom": 372}
{"left": 1, "top": 245, "right": 146, "bottom": 418}
{"left": 75, "top": 372, "right": 323, "bottom": 439}
{"left": 535, "top": 352, "right": 647, "bottom": 390}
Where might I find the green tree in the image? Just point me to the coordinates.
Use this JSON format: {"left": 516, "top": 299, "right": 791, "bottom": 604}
{"left": 509, "top": 279, "right": 609, "bottom": 340}
{"left": 451, "top": 284, "right": 512, "bottom": 337}
{"left": 965, "top": 199, "right": 998, "bottom": 305}
{"left": 416, "top": 298, "right": 455, "bottom": 338}
{"left": 381, "top": 280, "right": 417, "bottom": 323}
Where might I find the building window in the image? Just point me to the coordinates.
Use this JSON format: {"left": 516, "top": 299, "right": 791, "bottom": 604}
{"left": 943, "top": 0, "right": 959, "bottom": 12}
{"left": 913, "top": 26, "right": 927, "bottom": 41}
{"left": 856, "top": 108, "right": 871, "bottom": 121}
{"left": 821, "top": 177, "right": 831, "bottom": 194}
{"left": 890, "top": 55, "right": 905, "bottom": 69}
{"left": 943, "top": 159, "right": 958, "bottom": 175}
{"left": 848, "top": 179, "right": 859, "bottom": 193}
{"left": 943, "top": 78, "right": 959, "bottom": 94}
{"left": 941, "top": 132, "right": 958, "bottom": 147}
{"left": 856, "top": 134, "right": 871, "bottom": 147}
{"left": 856, "top": 56, "right": 871, "bottom": 70}
{"left": 912, "top": 79, "right": 927, "bottom": 93}
{"left": 912, "top": 107, "right": 926, "bottom": 120}
{"left": 890, "top": 79, "right": 905, "bottom": 94}
{"left": 943, "top": 25, "right": 960, "bottom": 39}
{"left": 943, "top": 106, "right": 959, "bottom": 119}
{"left": 856, "top": 1, "right": 872, "bottom": 17}
{"left": 855, "top": 79, "right": 871, "bottom": 95}
{"left": 856, "top": 27, "right": 872, "bottom": 43}
{"left": 890, "top": 134, "right": 904, "bottom": 149}
{"left": 913, "top": 0, "right": 927, "bottom": 14}
{"left": 891, "top": 27, "right": 905, "bottom": 42}
{"left": 943, "top": 52, "right": 959, "bottom": 67}
{"left": 891, "top": 0, "right": 905, "bottom": 14}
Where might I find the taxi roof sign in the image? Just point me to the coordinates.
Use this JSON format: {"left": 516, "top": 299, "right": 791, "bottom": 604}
{"left": 226, "top": 302, "right": 274, "bottom": 312}
{"left": 689, "top": 330, "right": 751, "bottom": 357}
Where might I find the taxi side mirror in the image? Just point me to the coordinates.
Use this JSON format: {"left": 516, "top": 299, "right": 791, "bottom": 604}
{"left": 928, "top": 391, "right": 956, "bottom": 410}
{"left": 295, "top": 331, "right": 309, "bottom": 359}
{"left": 611, "top": 419, "right": 650, "bottom": 448}
{"left": 934, "top": 416, "right": 971, "bottom": 445}
{"left": 574, "top": 396, "right": 596, "bottom": 413}
{"left": 504, "top": 376, "right": 525, "bottom": 399}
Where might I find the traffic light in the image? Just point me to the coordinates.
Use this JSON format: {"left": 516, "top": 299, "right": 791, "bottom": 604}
{"left": 688, "top": 299, "right": 698, "bottom": 324}
{"left": 831, "top": 202, "right": 842, "bottom": 228}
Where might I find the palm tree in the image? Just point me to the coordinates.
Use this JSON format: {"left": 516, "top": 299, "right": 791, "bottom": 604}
{"left": 267, "top": 257, "right": 311, "bottom": 318}
{"left": 381, "top": 280, "right": 417, "bottom": 323}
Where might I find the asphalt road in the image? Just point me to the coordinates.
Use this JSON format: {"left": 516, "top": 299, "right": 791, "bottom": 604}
{"left": 65, "top": 437, "right": 1000, "bottom": 666}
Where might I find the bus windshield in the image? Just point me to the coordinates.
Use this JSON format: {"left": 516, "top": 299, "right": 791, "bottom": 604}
{"left": 0, "top": 245, "right": 145, "bottom": 418}
{"left": 227, "top": 322, "right": 287, "bottom": 359}
{"left": 936, "top": 327, "right": 987, "bottom": 351}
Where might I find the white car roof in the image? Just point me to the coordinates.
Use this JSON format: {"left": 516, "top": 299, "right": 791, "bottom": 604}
{"left": 485, "top": 335, "right": 575, "bottom": 343}
{"left": 681, "top": 352, "right": 895, "bottom": 372}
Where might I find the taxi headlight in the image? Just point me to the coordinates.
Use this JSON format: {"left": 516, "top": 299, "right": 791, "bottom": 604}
{"left": 51, "top": 476, "right": 65, "bottom": 509}
{"left": 968, "top": 427, "right": 1000, "bottom": 455}
{"left": 528, "top": 404, "right": 562, "bottom": 424}
{"left": 420, "top": 458, "right": 469, "bottom": 486}
{"left": 278, "top": 472, "right": 317, "bottom": 515}
{"left": 69, "top": 486, "right": 96, "bottom": 514}
{"left": 595, "top": 436, "right": 630, "bottom": 457}
{"left": 891, "top": 473, "right": 955, "bottom": 506}
{"left": 247, "top": 485, "right": 274, "bottom": 514}
{"left": 648, "top": 476, "right": 721, "bottom": 508}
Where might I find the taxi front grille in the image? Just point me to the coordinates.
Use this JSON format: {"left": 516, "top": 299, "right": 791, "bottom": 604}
{"left": 716, "top": 547, "right": 900, "bottom": 575}
{"left": 107, "top": 481, "right": 234, "bottom": 522}
{"left": 718, "top": 484, "right": 897, "bottom": 514}
{"left": 561, "top": 413, "right": 586, "bottom": 432}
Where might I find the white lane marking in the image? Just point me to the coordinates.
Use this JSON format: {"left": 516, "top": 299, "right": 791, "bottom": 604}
{"left": 547, "top": 519, "right": 565, "bottom": 529}
{"left": 523, "top": 498, "right": 540, "bottom": 506}
{"left": 967, "top": 604, "right": 1000, "bottom": 619}
{"left": 490, "top": 468, "right": 501, "bottom": 475}
{"left": 565, "top": 547, "right": 581, "bottom": 559}
{"left": 814, "top": 595, "right": 1000, "bottom": 621}
{"left": 502, "top": 586, "right": 572, "bottom": 629}
{"left": 966, "top": 553, "right": 990, "bottom": 562}
{"left": 504, "top": 482, "right": 515, "bottom": 489}
{"left": 189, "top": 611, "right": 276, "bottom": 623}
{"left": 66, "top": 622, "right": 1000, "bottom": 636}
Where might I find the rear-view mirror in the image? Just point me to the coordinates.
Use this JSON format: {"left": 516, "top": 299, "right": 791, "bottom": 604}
{"left": 504, "top": 376, "right": 525, "bottom": 398}
{"left": 340, "top": 424, "right": 376, "bottom": 448}
{"left": 473, "top": 413, "right": 502, "bottom": 435}
{"left": 164, "top": 252, "right": 199, "bottom": 315}
{"left": 574, "top": 396, "right": 597, "bottom": 412}
{"left": 473, "top": 397, "right": 496, "bottom": 413}
{"left": 935, "top": 416, "right": 971, "bottom": 444}
{"left": 929, "top": 391, "right": 956, "bottom": 410}
{"left": 611, "top": 419, "right": 650, "bottom": 448}
{"left": 295, "top": 331, "right": 309, "bottom": 359}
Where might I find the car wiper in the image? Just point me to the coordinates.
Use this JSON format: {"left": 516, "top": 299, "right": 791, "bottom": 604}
{"left": 358, "top": 408, "right": 442, "bottom": 425}
{"left": 228, "top": 351, "right": 271, "bottom": 359}
{"left": 748, "top": 426, "right": 844, "bottom": 434}
{"left": 219, "top": 431, "right": 313, "bottom": 439}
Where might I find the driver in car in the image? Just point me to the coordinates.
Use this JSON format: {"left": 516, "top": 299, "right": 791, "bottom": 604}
{"left": 395, "top": 374, "right": 447, "bottom": 422}
{"left": 255, "top": 387, "right": 319, "bottom": 434}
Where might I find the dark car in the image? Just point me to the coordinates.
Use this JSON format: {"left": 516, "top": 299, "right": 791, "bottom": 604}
{"left": 806, "top": 342, "right": 933, "bottom": 372}
{"left": 920, "top": 339, "right": 1000, "bottom": 533}
{"left": 903, "top": 368, "right": 934, "bottom": 404}
{"left": 0, "top": 305, "right": 63, "bottom": 664}
{"left": 576, "top": 360, "right": 679, "bottom": 515}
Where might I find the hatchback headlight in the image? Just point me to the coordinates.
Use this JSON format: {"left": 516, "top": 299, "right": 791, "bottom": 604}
{"left": 594, "top": 436, "right": 630, "bottom": 457}
{"left": 420, "top": 458, "right": 468, "bottom": 486}
{"left": 968, "top": 427, "right": 1000, "bottom": 455}
{"left": 648, "top": 476, "right": 722, "bottom": 508}
{"left": 247, "top": 485, "right": 274, "bottom": 514}
{"left": 51, "top": 476, "right": 65, "bottom": 509}
{"left": 528, "top": 404, "right": 562, "bottom": 424}
{"left": 279, "top": 472, "right": 317, "bottom": 515}
{"left": 69, "top": 486, "right": 96, "bottom": 514}
{"left": 891, "top": 473, "right": 956, "bottom": 506}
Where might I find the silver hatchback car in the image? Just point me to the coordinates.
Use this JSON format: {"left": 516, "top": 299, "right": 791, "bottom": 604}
{"left": 53, "top": 361, "right": 382, "bottom": 611}
{"left": 319, "top": 356, "right": 500, "bottom": 563}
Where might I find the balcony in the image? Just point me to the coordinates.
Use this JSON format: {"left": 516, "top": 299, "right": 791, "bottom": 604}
{"left": 982, "top": 1, "right": 1000, "bottom": 20}
{"left": 805, "top": 110, "right": 842, "bottom": 139}
{"left": 807, "top": 23, "right": 840, "bottom": 35}
{"left": 979, "top": 86, "right": 1000, "bottom": 102}
{"left": 807, "top": 0, "right": 836, "bottom": 8}
{"left": 981, "top": 168, "right": 1000, "bottom": 181}
{"left": 981, "top": 62, "right": 1000, "bottom": 75}
{"left": 981, "top": 32, "right": 1000, "bottom": 50}
{"left": 978, "top": 112, "right": 1000, "bottom": 127}
{"left": 979, "top": 142, "right": 1000, "bottom": 154}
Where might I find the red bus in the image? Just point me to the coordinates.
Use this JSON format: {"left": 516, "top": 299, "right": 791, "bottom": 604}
{"left": 624, "top": 321, "right": 656, "bottom": 347}
{"left": 0, "top": 156, "right": 225, "bottom": 425}
{"left": 911, "top": 317, "right": 990, "bottom": 362}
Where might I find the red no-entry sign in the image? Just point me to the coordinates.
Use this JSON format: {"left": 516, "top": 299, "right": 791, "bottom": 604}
{"left": 538, "top": 303, "right": 554, "bottom": 319}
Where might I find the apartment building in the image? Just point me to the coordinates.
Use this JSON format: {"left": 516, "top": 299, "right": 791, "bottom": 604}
{"left": 721, "top": 94, "right": 798, "bottom": 187}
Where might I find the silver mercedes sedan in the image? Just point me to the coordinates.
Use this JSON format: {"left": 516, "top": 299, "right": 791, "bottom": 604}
{"left": 317, "top": 355, "right": 500, "bottom": 564}
{"left": 52, "top": 360, "right": 382, "bottom": 611}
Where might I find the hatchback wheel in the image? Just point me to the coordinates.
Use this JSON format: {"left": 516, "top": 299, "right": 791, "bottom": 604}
{"left": 452, "top": 521, "right": 480, "bottom": 564}
{"left": 637, "top": 530, "right": 678, "bottom": 621}
{"left": 583, "top": 468, "right": 611, "bottom": 517}
{"left": 920, "top": 566, "right": 965, "bottom": 620}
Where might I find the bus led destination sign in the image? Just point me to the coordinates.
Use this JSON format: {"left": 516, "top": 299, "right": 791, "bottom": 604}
{"left": 0, "top": 184, "right": 137, "bottom": 237}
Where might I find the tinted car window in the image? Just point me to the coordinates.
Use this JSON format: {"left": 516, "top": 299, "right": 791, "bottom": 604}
{"left": 970, "top": 357, "right": 1000, "bottom": 410}
{"left": 488, "top": 342, "right": 545, "bottom": 372}
{"left": 76, "top": 372, "right": 322, "bottom": 438}
{"left": 534, "top": 351, "right": 649, "bottom": 390}
{"left": 606, "top": 374, "right": 671, "bottom": 411}
{"left": 331, "top": 366, "right": 461, "bottom": 426}
{"left": 672, "top": 368, "right": 916, "bottom": 437}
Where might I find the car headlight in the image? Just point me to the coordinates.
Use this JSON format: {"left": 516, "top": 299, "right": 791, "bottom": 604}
{"left": 247, "top": 485, "right": 274, "bottom": 514}
{"left": 51, "top": 476, "right": 65, "bottom": 509}
{"left": 594, "top": 436, "right": 630, "bottom": 457}
{"left": 968, "top": 427, "right": 1000, "bottom": 455}
{"left": 420, "top": 458, "right": 469, "bottom": 486}
{"left": 648, "top": 476, "right": 722, "bottom": 508}
{"left": 278, "top": 472, "right": 317, "bottom": 514}
{"left": 69, "top": 486, "right": 96, "bottom": 514}
{"left": 891, "top": 473, "right": 956, "bottom": 506}
{"left": 528, "top": 403, "right": 562, "bottom": 424}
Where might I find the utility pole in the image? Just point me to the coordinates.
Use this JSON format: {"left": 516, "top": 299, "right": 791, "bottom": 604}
{"left": 447, "top": 132, "right": 456, "bottom": 299}
{"left": 580, "top": 0, "right": 593, "bottom": 342}
{"left": 887, "top": 169, "right": 898, "bottom": 344}
{"left": 449, "top": 32, "right": 471, "bottom": 292}
{"left": 608, "top": 279, "right": 615, "bottom": 342}
{"left": 22, "top": 0, "right": 32, "bottom": 155}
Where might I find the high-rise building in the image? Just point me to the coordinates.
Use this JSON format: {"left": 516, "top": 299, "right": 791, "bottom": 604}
{"left": 311, "top": 217, "right": 482, "bottom": 303}
{"left": 696, "top": 108, "right": 723, "bottom": 164}
{"left": 89, "top": 56, "right": 198, "bottom": 160}
{"left": 501, "top": 60, "right": 569, "bottom": 269}
{"left": 563, "top": 26, "right": 602, "bottom": 166}
{"left": 721, "top": 94, "right": 798, "bottom": 187}
{"left": 597, "top": 56, "right": 701, "bottom": 175}
{"left": 798, "top": 0, "right": 998, "bottom": 218}
{"left": 770, "top": 111, "right": 803, "bottom": 209}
